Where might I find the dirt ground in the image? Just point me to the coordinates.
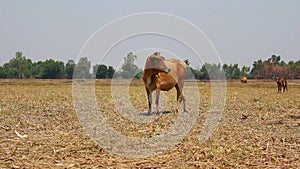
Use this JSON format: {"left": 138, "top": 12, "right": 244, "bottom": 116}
{"left": 0, "top": 79, "right": 299, "bottom": 168}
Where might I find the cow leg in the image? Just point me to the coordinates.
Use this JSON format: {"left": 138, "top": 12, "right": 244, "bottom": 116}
{"left": 146, "top": 88, "right": 152, "bottom": 114}
{"left": 155, "top": 89, "right": 160, "bottom": 114}
{"left": 175, "top": 84, "right": 187, "bottom": 112}
{"left": 285, "top": 84, "right": 288, "bottom": 92}
{"left": 178, "top": 91, "right": 187, "bottom": 112}
{"left": 279, "top": 86, "right": 282, "bottom": 92}
{"left": 181, "top": 93, "right": 187, "bottom": 112}
{"left": 175, "top": 84, "right": 180, "bottom": 112}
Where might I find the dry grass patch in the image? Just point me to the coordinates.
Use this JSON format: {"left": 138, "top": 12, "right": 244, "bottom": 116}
{"left": 0, "top": 79, "right": 299, "bottom": 168}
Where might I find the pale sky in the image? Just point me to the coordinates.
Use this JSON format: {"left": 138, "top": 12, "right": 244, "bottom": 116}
{"left": 1, "top": 0, "right": 299, "bottom": 68}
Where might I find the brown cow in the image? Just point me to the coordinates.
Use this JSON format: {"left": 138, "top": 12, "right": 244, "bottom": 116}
{"left": 276, "top": 77, "right": 287, "bottom": 92}
{"left": 240, "top": 77, "right": 248, "bottom": 83}
{"left": 142, "top": 52, "right": 187, "bottom": 114}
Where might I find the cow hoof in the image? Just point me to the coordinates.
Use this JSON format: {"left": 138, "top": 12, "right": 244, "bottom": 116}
{"left": 156, "top": 112, "right": 160, "bottom": 116}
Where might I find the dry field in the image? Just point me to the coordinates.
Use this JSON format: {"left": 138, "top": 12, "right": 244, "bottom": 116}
{"left": 0, "top": 79, "right": 299, "bottom": 168}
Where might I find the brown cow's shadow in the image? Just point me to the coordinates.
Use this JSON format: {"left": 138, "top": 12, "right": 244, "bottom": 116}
{"left": 161, "top": 110, "right": 171, "bottom": 114}
{"left": 139, "top": 112, "right": 152, "bottom": 116}
{"left": 139, "top": 111, "right": 171, "bottom": 116}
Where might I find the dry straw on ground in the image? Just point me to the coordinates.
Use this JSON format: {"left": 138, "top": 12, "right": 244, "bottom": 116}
{"left": 0, "top": 79, "right": 299, "bottom": 168}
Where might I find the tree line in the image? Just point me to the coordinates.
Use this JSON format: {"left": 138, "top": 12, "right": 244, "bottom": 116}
{"left": 0, "top": 52, "right": 114, "bottom": 79}
{"left": 1, "top": 52, "right": 299, "bottom": 79}
{"left": 186, "top": 55, "right": 300, "bottom": 79}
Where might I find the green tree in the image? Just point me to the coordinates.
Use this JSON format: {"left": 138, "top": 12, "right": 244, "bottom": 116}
{"left": 107, "top": 66, "right": 115, "bottom": 79}
{"left": 65, "top": 60, "right": 75, "bottom": 79}
{"left": 185, "top": 67, "right": 196, "bottom": 79}
{"left": 1, "top": 63, "right": 17, "bottom": 78}
{"left": 223, "top": 64, "right": 241, "bottom": 79}
{"left": 119, "top": 52, "right": 142, "bottom": 79}
{"left": 231, "top": 64, "right": 241, "bottom": 79}
{"left": 222, "top": 64, "right": 230, "bottom": 78}
{"left": 250, "top": 59, "right": 264, "bottom": 79}
{"left": 8, "top": 52, "right": 32, "bottom": 79}
{"left": 199, "top": 63, "right": 209, "bottom": 79}
{"left": 40, "top": 59, "right": 64, "bottom": 79}
{"left": 93, "top": 64, "right": 108, "bottom": 79}
{"left": 271, "top": 55, "right": 281, "bottom": 64}
{"left": 0, "top": 66, "right": 5, "bottom": 78}
{"left": 199, "top": 63, "right": 224, "bottom": 79}
{"left": 74, "top": 57, "right": 91, "bottom": 79}
{"left": 31, "top": 61, "right": 43, "bottom": 78}
{"left": 184, "top": 59, "right": 195, "bottom": 79}
{"left": 192, "top": 68, "right": 201, "bottom": 79}
{"left": 241, "top": 66, "right": 250, "bottom": 77}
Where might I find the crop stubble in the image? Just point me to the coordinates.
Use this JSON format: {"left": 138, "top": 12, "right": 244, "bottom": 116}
{"left": 0, "top": 79, "right": 299, "bottom": 168}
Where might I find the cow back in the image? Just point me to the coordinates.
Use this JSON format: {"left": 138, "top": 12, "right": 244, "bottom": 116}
{"left": 164, "top": 59, "right": 186, "bottom": 83}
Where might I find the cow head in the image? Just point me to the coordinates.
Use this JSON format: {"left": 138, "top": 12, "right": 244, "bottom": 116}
{"left": 144, "top": 52, "right": 171, "bottom": 73}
